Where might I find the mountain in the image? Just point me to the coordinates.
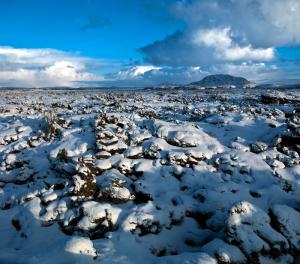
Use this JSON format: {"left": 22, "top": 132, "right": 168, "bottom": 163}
{"left": 189, "top": 74, "right": 254, "bottom": 88}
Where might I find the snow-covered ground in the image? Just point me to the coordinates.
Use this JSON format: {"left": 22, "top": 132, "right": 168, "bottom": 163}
{"left": 0, "top": 88, "right": 299, "bottom": 264}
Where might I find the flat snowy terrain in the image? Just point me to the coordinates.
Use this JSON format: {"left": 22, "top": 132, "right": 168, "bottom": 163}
{"left": 0, "top": 88, "right": 299, "bottom": 264}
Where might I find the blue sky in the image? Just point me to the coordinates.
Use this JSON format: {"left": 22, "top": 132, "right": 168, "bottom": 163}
{"left": 0, "top": 0, "right": 299, "bottom": 87}
{"left": 0, "top": 1, "right": 181, "bottom": 67}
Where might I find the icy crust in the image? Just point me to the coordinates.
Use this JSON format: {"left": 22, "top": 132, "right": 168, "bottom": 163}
{"left": 154, "top": 120, "right": 224, "bottom": 153}
{"left": 0, "top": 89, "right": 300, "bottom": 263}
{"left": 226, "top": 201, "right": 289, "bottom": 255}
{"left": 65, "top": 236, "right": 97, "bottom": 257}
{"left": 270, "top": 205, "right": 300, "bottom": 251}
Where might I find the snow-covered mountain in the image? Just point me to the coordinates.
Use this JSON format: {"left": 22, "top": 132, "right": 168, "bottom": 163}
{"left": 189, "top": 74, "right": 255, "bottom": 88}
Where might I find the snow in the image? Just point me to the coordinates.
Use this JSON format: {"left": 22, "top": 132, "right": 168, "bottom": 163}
{"left": 271, "top": 204, "right": 300, "bottom": 250}
{"left": 201, "top": 238, "right": 246, "bottom": 263}
{"left": 65, "top": 236, "right": 97, "bottom": 257}
{"left": 0, "top": 88, "right": 299, "bottom": 263}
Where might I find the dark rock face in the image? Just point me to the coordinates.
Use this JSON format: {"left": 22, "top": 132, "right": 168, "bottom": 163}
{"left": 190, "top": 74, "right": 251, "bottom": 87}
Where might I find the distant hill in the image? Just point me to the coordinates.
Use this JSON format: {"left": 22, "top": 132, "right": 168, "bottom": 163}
{"left": 189, "top": 74, "right": 254, "bottom": 88}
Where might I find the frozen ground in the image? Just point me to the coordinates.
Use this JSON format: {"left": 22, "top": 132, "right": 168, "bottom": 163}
{"left": 0, "top": 87, "right": 299, "bottom": 264}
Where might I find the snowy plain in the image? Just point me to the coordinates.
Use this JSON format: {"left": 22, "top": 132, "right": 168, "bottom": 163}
{"left": 0, "top": 88, "right": 299, "bottom": 264}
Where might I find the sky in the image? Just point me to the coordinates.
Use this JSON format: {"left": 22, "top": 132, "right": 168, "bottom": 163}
{"left": 0, "top": 0, "right": 299, "bottom": 87}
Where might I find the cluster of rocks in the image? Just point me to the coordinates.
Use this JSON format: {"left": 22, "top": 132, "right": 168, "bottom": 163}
{"left": 0, "top": 88, "right": 299, "bottom": 263}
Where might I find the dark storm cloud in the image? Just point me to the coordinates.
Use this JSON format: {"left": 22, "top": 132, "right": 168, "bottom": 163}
{"left": 139, "top": 0, "right": 300, "bottom": 67}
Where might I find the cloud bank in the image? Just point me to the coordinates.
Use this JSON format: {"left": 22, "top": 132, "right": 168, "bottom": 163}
{"left": 0, "top": 46, "right": 103, "bottom": 87}
{"left": 0, "top": 0, "right": 299, "bottom": 87}
{"left": 105, "top": 65, "right": 207, "bottom": 86}
{"left": 102, "top": 63, "right": 282, "bottom": 87}
{"left": 0, "top": 46, "right": 282, "bottom": 87}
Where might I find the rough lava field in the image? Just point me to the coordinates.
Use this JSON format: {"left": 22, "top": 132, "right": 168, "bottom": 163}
{"left": 0, "top": 88, "right": 300, "bottom": 264}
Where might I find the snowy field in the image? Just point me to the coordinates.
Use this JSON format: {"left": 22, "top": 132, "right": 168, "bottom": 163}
{"left": 0, "top": 88, "right": 299, "bottom": 264}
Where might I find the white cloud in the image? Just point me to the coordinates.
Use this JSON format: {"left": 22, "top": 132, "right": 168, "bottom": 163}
{"left": 0, "top": 46, "right": 104, "bottom": 87}
{"left": 194, "top": 28, "right": 275, "bottom": 61}
{"left": 114, "top": 65, "right": 161, "bottom": 80}
{"left": 42, "top": 61, "right": 100, "bottom": 83}
{"left": 194, "top": 28, "right": 232, "bottom": 49}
